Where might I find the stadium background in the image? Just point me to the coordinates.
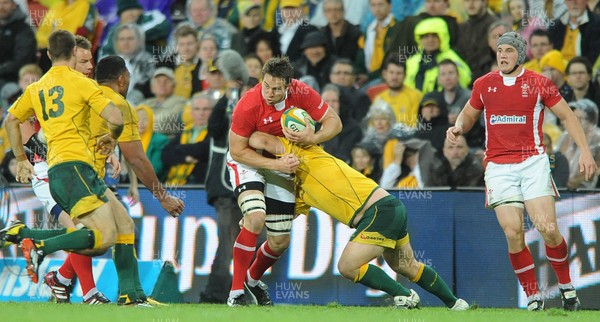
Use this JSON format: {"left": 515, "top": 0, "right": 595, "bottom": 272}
{"left": 1, "top": 186, "right": 599, "bottom": 309}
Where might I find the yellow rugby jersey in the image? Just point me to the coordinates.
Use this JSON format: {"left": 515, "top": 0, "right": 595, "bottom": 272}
{"left": 278, "top": 138, "right": 378, "bottom": 228}
{"left": 8, "top": 66, "right": 111, "bottom": 168}
{"left": 89, "top": 85, "right": 140, "bottom": 177}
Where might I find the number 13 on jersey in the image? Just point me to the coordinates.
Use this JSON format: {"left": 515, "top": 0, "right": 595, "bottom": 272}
{"left": 38, "top": 85, "right": 65, "bottom": 120}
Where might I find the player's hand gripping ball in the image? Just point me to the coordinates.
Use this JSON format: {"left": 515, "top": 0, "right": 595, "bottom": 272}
{"left": 281, "top": 107, "right": 316, "bottom": 132}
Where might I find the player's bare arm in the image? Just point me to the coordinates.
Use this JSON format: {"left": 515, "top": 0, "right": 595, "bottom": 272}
{"left": 229, "top": 130, "right": 299, "bottom": 173}
{"left": 249, "top": 131, "right": 286, "bottom": 155}
{"left": 96, "top": 102, "right": 124, "bottom": 155}
{"left": 119, "top": 140, "right": 185, "bottom": 217}
{"left": 447, "top": 102, "right": 482, "bottom": 144}
{"left": 550, "top": 99, "right": 598, "bottom": 180}
{"left": 283, "top": 107, "right": 342, "bottom": 145}
{"left": 5, "top": 113, "right": 36, "bottom": 183}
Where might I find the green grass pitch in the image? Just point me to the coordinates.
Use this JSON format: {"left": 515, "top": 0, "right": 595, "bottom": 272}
{"left": 1, "top": 303, "right": 599, "bottom": 322}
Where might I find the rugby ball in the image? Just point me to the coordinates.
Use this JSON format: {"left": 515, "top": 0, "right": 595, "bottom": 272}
{"left": 281, "top": 107, "right": 316, "bottom": 132}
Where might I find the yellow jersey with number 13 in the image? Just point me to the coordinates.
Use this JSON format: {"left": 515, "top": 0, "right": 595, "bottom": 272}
{"left": 8, "top": 65, "right": 112, "bottom": 168}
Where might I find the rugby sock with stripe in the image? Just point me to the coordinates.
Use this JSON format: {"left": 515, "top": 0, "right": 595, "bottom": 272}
{"left": 509, "top": 247, "right": 539, "bottom": 297}
{"left": 545, "top": 238, "right": 572, "bottom": 285}
{"left": 35, "top": 229, "right": 97, "bottom": 254}
{"left": 70, "top": 253, "right": 96, "bottom": 296}
{"left": 247, "top": 241, "right": 281, "bottom": 287}
{"left": 231, "top": 227, "right": 258, "bottom": 293}
{"left": 355, "top": 264, "right": 411, "bottom": 297}
{"left": 133, "top": 247, "right": 146, "bottom": 297}
{"left": 113, "top": 243, "right": 137, "bottom": 300}
{"left": 412, "top": 263, "right": 457, "bottom": 307}
{"left": 20, "top": 227, "right": 68, "bottom": 240}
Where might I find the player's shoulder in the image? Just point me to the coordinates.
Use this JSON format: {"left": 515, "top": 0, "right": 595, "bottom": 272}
{"left": 473, "top": 70, "right": 501, "bottom": 88}
{"left": 520, "top": 69, "right": 550, "bottom": 84}
{"left": 237, "top": 83, "right": 263, "bottom": 111}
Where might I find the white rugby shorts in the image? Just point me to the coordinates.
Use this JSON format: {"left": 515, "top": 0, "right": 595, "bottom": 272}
{"left": 484, "top": 154, "right": 559, "bottom": 208}
{"left": 32, "top": 162, "right": 56, "bottom": 215}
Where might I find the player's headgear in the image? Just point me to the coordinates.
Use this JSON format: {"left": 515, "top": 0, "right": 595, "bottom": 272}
{"left": 497, "top": 31, "right": 527, "bottom": 65}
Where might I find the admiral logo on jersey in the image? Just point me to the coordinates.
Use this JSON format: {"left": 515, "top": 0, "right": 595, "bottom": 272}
{"left": 490, "top": 114, "right": 527, "bottom": 125}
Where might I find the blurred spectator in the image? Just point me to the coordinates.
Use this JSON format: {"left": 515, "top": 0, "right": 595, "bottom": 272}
{"left": 404, "top": 17, "right": 471, "bottom": 95}
{"left": 319, "top": 0, "right": 361, "bottom": 62}
{"left": 0, "top": 105, "right": 10, "bottom": 163}
{"left": 203, "top": 59, "right": 227, "bottom": 99}
{"left": 447, "top": 105, "right": 486, "bottom": 153}
{"left": 231, "top": 1, "right": 263, "bottom": 57}
{"left": 1, "top": 63, "right": 42, "bottom": 108}
{"left": 113, "top": 23, "right": 156, "bottom": 103}
{"left": 293, "top": 31, "right": 336, "bottom": 89}
{"left": 359, "top": 100, "right": 397, "bottom": 161}
{"left": 385, "top": 0, "right": 460, "bottom": 67}
{"left": 191, "top": 33, "right": 219, "bottom": 94}
{"left": 429, "top": 136, "right": 484, "bottom": 187}
{"left": 36, "top": 0, "right": 98, "bottom": 72}
{"left": 548, "top": 0, "right": 600, "bottom": 63}
{"left": 523, "top": 29, "right": 553, "bottom": 73}
{"left": 329, "top": 58, "right": 371, "bottom": 122}
{"left": 185, "top": 0, "right": 237, "bottom": 49}
{"left": 320, "top": 84, "right": 363, "bottom": 163}
{"left": 504, "top": 0, "right": 541, "bottom": 48}
{"left": 540, "top": 49, "right": 568, "bottom": 92}
{"left": 374, "top": 55, "right": 422, "bottom": 127}
{"left": 555, "top": 99, "right": 600, "bottom": 189}
{"left": 544, "top": 133, "right": 569, "bottom": 189}
{"left": 310, "top": 0, "right": 370, "bottom": 27}
{"left": 355, "top": 0, "right": 396, "bottom": 83}
{"left": 591, "top": 0, "right": 600, "bottom": 15}
{"left": 434, "top": 59, "right": 471, "bottom": 112}
{"left": 0, "top": 149, "right": 16, "bottom": 183}
{"left": 162, "top": 92, "right": 213, "bottom": 185}
{"left": 141, "top": 67, "right": 187, "bottom": 138}
{"left": 99, "top": 0, "right": 171, "bottom": 59}
{"left": 350, "top": 143, "right": 382, "bottom": 183}
{"left": 563, "top": 56, "right": 600, "bottom": 109}
{"left": 173, "top": 24, "right": 200, "bottom": 99}
{"left": 247, "top": 30, "right": 282, "bottom": 64}
{"left": 455, "top": 0, "right": 498, "bottom": 82}
{"left": 136, "top": 105, "right": 169, "bottom": 180}
{"left": 274, "top": 0, "right": 318, "bottom": 63}
{"left": 0, "top": 0, "right": 36, "bottom": 92}
{"left": 379, "top": 138, "right": 435, "bottom": 189}
{"left": 244, "top": 54, "right": 263, "bottom": 81}
{"left": 471, "top": 20, "right": 511, "bottom": 80}
{"left": 414, "top": 93, "right": 448, "bottom": 152}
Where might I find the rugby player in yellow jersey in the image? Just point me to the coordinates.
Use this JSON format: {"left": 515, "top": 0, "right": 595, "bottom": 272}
{"left": 2, "top": 31, "right": 164, "bottom": 307}
{"left": 248, "top": 132, "right": 470, "bottom": 310}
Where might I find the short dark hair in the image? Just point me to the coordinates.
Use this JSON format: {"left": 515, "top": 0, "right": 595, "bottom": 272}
{"left": 48, "top": 30, "right": 76, "bottom": 61}
{"left": 438, "top": 59, "right": 458, "bottom": 72}
{"left": 331, "top": 58, "right": 354, "bottom": 72}
{"left": 75, "top": 35, "right": 92, "bottom": 50}
{"left": 529, "top": 29, "right": 551, "bottom": 44}
{"left": 95, "top": 55, "right": 128, "bottom": 84}
{"left": 381, "top": 53, "right": 405, "bottom": 71}
{"left": 174, "top": 23, "right": 198, "bottom": 40}
{"left": 262, "top": 56, "right": 294, "bottom": 85}
{"left": 566, "top": 56, "right": 593, "bottom": 75}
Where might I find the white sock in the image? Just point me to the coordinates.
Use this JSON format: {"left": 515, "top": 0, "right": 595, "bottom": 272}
{"left": 527, "top": 293, "right": 541, "bottom": 302}
{"left": 56, "top": 271, "right": 71, "bottom": 286}
{"left": 229, "top": 289, "right": 244, "bottom": 298}
{"left": 246, "top": 271, "right": 259, "bottom": 287}
{"left": 83, "top": 287, "right": 98, "bottom": 301}
{"left": 558, "top": 283, "right": 574, "bottom": 290}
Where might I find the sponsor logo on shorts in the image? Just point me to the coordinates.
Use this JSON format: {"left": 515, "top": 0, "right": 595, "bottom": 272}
{"left": 360, "top": 233, "right": 385, "bottom": 241}
{"left": 490, "top": 114, "right": 526, "bottom": 125}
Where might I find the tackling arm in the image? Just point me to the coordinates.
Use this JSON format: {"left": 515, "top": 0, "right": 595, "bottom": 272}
{"left": 229, "top": 130, "right": 298, "bottom": 174}
{"left": 99, "top": 102, "right": 124, "bottom": 139}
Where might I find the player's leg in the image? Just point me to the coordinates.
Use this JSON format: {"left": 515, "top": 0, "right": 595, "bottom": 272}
{"left": 521, "top": 154, "right": 579, "bottom": 310}
{"left": 245, "top": 172, "right": 295, "bottom": 306}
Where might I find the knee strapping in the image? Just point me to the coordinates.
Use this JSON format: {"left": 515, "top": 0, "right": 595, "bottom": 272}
{"left": 238, "top": 193, "right": 266, "bottom": 216}
{"left": 265, "top": 214, "right": 293, "bottom": 236}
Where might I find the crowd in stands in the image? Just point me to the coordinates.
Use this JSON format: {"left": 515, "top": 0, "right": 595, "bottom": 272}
{"left": 2, "top": 0, "right": 600, "bottom": 191}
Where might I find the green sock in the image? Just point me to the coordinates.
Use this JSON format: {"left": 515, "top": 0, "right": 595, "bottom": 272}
{"left": 20, "top": 227, "right": 67, "bottom": 240}
{"left": 415, "top": 265, "right": 457, "bottom": 307}
{"left": 36, "top": 229, "right": 94, "bottom": 254}
{"left": 132, "top": 247, "right": 146, "bottom": 298}
{"left": 358, "top": 264, "right": 411, "bottom": 296}
{"left": 113, "top": 244, "right": 138, "bottom": 300}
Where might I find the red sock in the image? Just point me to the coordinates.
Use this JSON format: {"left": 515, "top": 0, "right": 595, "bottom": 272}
{"left": 231, "top": 228, "right": 258, "bottom": 291}
{"left": 58, "top": 253, "right": 75, "bottom": 279}
{"left": 509, "top": 247, "right": 539, "bottom": 297}
{"left": 546, "top": 238, "right": 571, "bottom": 285}
{"left": 70, "top": 253, "right": 96, "bottom": 295}
{"left": 248, "top": 241, "right": 281, "bottom": 282}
